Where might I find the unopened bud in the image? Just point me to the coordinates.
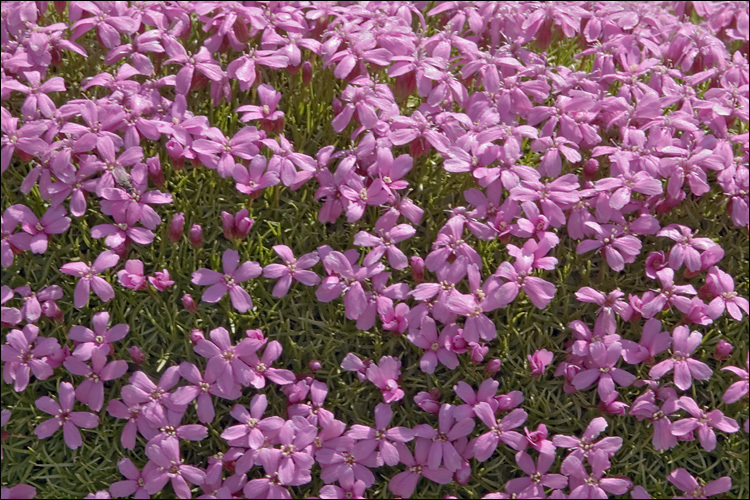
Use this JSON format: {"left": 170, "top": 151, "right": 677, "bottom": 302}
{"left": 182, "top": 293, "right": 198, "bottom": 313}
{"left": 410, "top": 256, "right": 425, "bottom": 284}
{"left": 190, "top": 329, "right": 205, "bottom": 345}
{"left": 484, "top": 358, "right": 502, "bottom": 375}
{"left": 308, "top": 359, "right": 322, "bottom": 372}
{"left": 713, "top": 339, "right": 733, "bottom": 361}
{"left": 129, "top": 345, "right": 145, "bottom": 365}
{"left": 146, "top": 156, "right": 164, "bottom": 187}
{"left": 189, "top": 224, "right": 203, "bottom": 248}
{"left": 168, "top": 213, "right": 185, "bottom": 243}
{"left": 301, "top": 61, "right": 313, "bottom": 85}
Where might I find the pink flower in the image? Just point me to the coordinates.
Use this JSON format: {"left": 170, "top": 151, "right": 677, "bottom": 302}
{"left": 407, "top": 316, "right": 459, "bottom": 374}
{"left": 353, "top": 211, "right": 415, "bottom": 270}
{"left": 630, "top": 389, "right": 680, "bottom": 450}
{"left": 117, "top": 259, "right": 148, "bottom": 290}
{"left": 667, "top": 468, "right": 731, "bottom": 499}
{"left": 657, "top": 224, "right": 717, "bottom": 273}
{"left": 346, "top": 403, "right": 414, "bottom": 467}
{"left": 63, "top": 350, "right": 128, "bottom": 412}
{"left": 413, "top": 404, "right": 475, "bottom": 472}
{"left": 387, "top": 441, "right": 453, "bottom": 497}
{"left": 1, "top": 324, "right": 59, "bottom": 392}
{"left": 572, "top": 342, "right": 636, "bottom": 400}
{"left": 60, "top": 251, "right": 119, "bottom": 308}
{"left": 703, "top": 267, "right": 749, "bottom": 321}
{"left": 505, "top": 451, "right": 567, "bottom": 497}
{"left": 471, "top": 404, "right": 528, "bottom": 460}
{"left": 562, "top": 450, "right": 631, "bottom": 498}
{"left": 144, "top": 440, "right": 206, "bottom": 499}
{"left": 34, "top": 381, "right": 99, "bottom": 449}
{"left": 528, "top": 349, "right": 554, "bottom": 377}
{"left": 552, "top": 417, "right": 623, "bottom": 461}
{"left": 263, "top": 245, "right": 320, "bottom": 298}
{"left": 110, "top": 458, "right": 153, "bottom": 499}
{"left": 148, "top": 270, "right": 174, "bottom": 291}
{"left": 365, "top": 356, "right": 404, "bottom": 403}
{"left": 191, "top": 249, "right": 261, "bottom": 313}
{"left": 670, "top": 396, "right": 739, "bottom": 451}
{"left": 649, "top": 326, "right": 712, "bottom": 391}
{"left": 721, "top": 355, "right": 749, "bottom": 404}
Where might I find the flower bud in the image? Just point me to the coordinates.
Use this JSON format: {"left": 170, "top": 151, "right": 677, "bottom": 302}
{"left": 235, "top": 212, "right": 254, "bottom": 238}
{"left": 410, "top": 256, "right": 425, "bottom": 284}
{"left": 484, "top": 358, "right": 502, "bottom": 375}
{"left": 308, "top": 359, "right": 322, "bottom": 372}
{"left": 182, "top": 293, "right": 198, "bottom": 313}
{"left": 301, "top": 61, "right": 313, "bottom": 85}
{"left": 221, "top": 211, "right": 235, "bottom": 239}
{"left": 129, "top": 345, "right": 145, "bottom": 365}
{"left": 527, "top": 349, "right": 554, "bottom": 377}
{"left": 189, "top": 224, "right": 203, "bottom": 248}
{"left": 245, "top": 329, "right": 267, "bottom": 347}
{"left": 414, "top": 390, "right": 441, "bottom": 415}
{"left": 713, "top": 339, "right": 733, "bottom": 361}
{"left": 165, "top": 139, "right": 184, "bottom": 162}
{"left": 469, "top": 342, "right": 488, "bottom": 364}
{"left": 146, "top": 156, "right": 164, "bottom": 187}
{"left": 583, "top": 159, "right": 599, "bottom": 181}
{"left": 190, "top": 329, "right": 205, "bottom": 345}
{"left": 168, "top": 213, "right": 185, "bottom": 243}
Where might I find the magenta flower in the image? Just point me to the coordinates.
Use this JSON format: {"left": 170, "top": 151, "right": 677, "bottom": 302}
{"left": 191, "top": 249, "right": 261, "bottom": 313}
{"left": 505, "top": 451, "right": 567, "bottom": 497}
{"left": 148, "top": 270, "right": 174, "bottom": 291}
{"left": 704, "top": 267, "right": 749, "bottom": 321}
{"left": 552, "top": 417, "right": 623, "bottom": 461}
{"left": 722, "top": 355, "right": 749, "bottom": 404}
{"left": 528, "top": 349, "right": 554, "bottom": 377}
{"left": 221, "top": 394, "right": 285, "bottom": 450}
{"left": 657, "top": 224, "right": 717, "bottom": 273}
{"left": 193, "top": 327, "right": 262, "bottom": 394}
{"left": 239, "top": 340, "right": 296, "bottom": 389}
{"left": 472, "top": 404, "right": 527, "bottom": 460}
{"left": 117, "top": 259, "right": 148, "bottom": 291}
{"left": 1, "top": 324, "right": 59, "bottom": 392}
{"left": 91, "top": 209, "right": 154, "bottom": 249}
{"left": 453, "top": 378, "right": 500, "bottom": 418}
{"left": 319, "top": 476, "right": 367, "bottom": 499}
{"left": 562, "top": 450, "right": 632, "bottom": 498}
{"left": 668, "top": 468, "right": 731, "bottom": 499}
{"left": 121, "top": 367, "right": 183, "bottom": 424}
{"left": 649, "top": 326, "right": 712, "bottom": 391}
{"left": 34, "top": 382, "right": 99, "bottom": 449}
{"left": 263, "top": 245, "right": 320, "bottom": 298}
{"left": 9, "top": 204, "right": 70, "bottom": 254}
{"left": 576, "top": 221, "right": 642, "bottom": 272}
{"left": 365, "top": 356, "right": 404, "bottom": 403}
{"left": 572, "top": 342, "right": 636, "bottom": 400}
{"left": 110, "top": 458, "right": 153, "bottom": 499}
{"left": 413, "top": 404, "right": 475, "bottom": 472}
{"left": 63, "top": 350, "right": 128, "bottom": 412}
{"left": 68, "top": 311, "right": 128, "bottom": 361}
{"left": 164, "top": 44, "right": 224, "bottom": 95}
{"left": 144, "top": 440, "right": 206, "bottom": 499}
{"left": 236, "top": 84, "right": 285, "bottom": 132}
{"left": 407, "top": 316, "right": 459, "bottom": 374}
{"left": 630, "top": 390, "right": 681, "bottom": 450}
{"left": 640, "top": 268, "right": 697, "bottom": 319}
{"left": 671, "top": 396, "right": 739, "bottom": 451}
{"left": 494, "top": 250, "right": 556, "bottom": 310}
{"left": 60, "top": 251, "right": 119, "bottom": 308}
{"left": 0, "top": 484, "right": 37, "bottom": 499}
{"left": 388, "top": 440, "right": 453, "bottom": 497}
{"left": 258, "top": 417, "right": 317, "bottom": 484}
{"left": 172, "top": 362, "right": 237, "bottom": 424}
{"left": 575, "top": 287, "right": 632, "bottom": 335}
{"left": 354, "top": 211, "right": 415, "bottom": 270}
{"left": 233, "top": 156, "right": 280, "bottom": 197}
{"left": 346, "top": 403, "right": 414, "bottom": 466}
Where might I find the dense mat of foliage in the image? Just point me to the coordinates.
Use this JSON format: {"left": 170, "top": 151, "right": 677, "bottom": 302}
{"left": 1, "top": 1, "right": 749, "bottom": 499}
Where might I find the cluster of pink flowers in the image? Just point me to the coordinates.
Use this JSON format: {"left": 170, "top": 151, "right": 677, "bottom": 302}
{"left": 1, "top": 1, "right": 748, "bottom": 499}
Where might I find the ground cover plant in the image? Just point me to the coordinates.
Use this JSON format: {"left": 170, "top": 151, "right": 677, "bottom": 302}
{"left": 1, "top": 1, "right": 749, "bottom": 498}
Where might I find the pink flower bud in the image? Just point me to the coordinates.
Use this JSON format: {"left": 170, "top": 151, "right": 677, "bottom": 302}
{"left": 165, "top": 139, "right": 184, "bottom": 162}
{"left": 189, "top": 224, "right": 203, "bottom": 248}
{"left": 484, "top": 358, "right": 502, "bottom": 375}
{"left": 469, "top": 342, "right": 488, "bottom": 364}
{"left": 495, "top": 390, "right": 524, "bottom": 411}
{"left": 182, "top": 293, "right": 198, "bottom": 313}
{"left": 583, "top": 159, "right": 599, "bottom": 181}
{"left": 129, "top": 345, "right": 145, "bottom": 365}
{"left": 190, "top": 329, "right": 205, "bottom": 345}
{"left": 301, "top": 61, "right": 313, "bottom": 85}
{"left": 148, "top": 270, "right": 174, "bottom": 292}
{"left": 235, "top": 214, "right": 254, "bottom": 238}
{"left": 454, "top": 461, "right": 471, "bottom": 485}
{"left": 410, "top": 256, "right": 425, "bottom": 284}
{"left": 414, "top": 390, "right": 441, "bottom": 415}
{"left": 168, "top": 213, "right": 185, "bottom": 243}
{"left": 308, "top": 359, "right": 322, "bottom": 372}
{"left": 221, "top": 211, "right": 235, "bottom": 239}
{"left": 713, "top": 339, "right": 733, "bottom": 361}
{"left": 527, "top": 349, "right": 554, "bottom": 377}
{"left": 245, "top": 329, "right": 267, "bottom": 347}
{"left": 146, "top": 156, "right": 164, "bottom": 187}
{"left": 645, "top": 251, "right": 667, "bottom": 280}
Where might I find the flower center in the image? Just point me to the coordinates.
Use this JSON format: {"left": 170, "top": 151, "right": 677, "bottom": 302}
{"left": 430, "top": 342, "right": 441, "bottom": 352}
{"left": 281, "top": 444, "right": 295, "bottom": 457}
{"left": 256, "top": 362, "right": 266, "bottom": 373}
{"left": 224, "top": 274, "right": 235, "bottom": 286}
{"left": 199, "top": 382, "right": 211, "bottom": 393}
{"left": 168, "top": 463, "right": 181, "bottom": 475}
{"left": 246, "top": 417, "right": 258, "bottom": 428}
{"left": 162, "top": 425, "right": 177, "bottom": 437}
